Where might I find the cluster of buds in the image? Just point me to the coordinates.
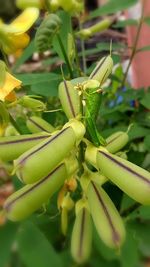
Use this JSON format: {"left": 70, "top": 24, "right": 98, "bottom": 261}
{"left": 1, "top": 54, "right": 150, "bottom": 264}
{"left": 16, "top": 0, "right": 84, "bottom": 14}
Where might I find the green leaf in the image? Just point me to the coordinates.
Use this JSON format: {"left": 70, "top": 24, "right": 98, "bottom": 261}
{"left": 15, "top": 73, "right": 62, "bottom": 97}
{"left": 52, "top": 11, "right": 71, "bottom": 61}
{"left": 128, "top": 221, "right": 150, "bottom": 257}
{"left": 113, "top": 19, "right": 138, "bottom": 28}
{"left": 144, "top": 135, "right": 150, "bottom": 151}
{"left": 13, "top": 40, "right": 35, "bottom": 72}
{"left": 0, "top": 222, "right": 18, "bottom": 267}
{"left": 15, "top": 73, "right": 61, "bottom": 86}
{"left": 140, "top": 92, "right": 150, "bottom": 109}
{"left": 17, "top": 222, "right": 63, "bottom": 267}
{"left": 137, "top": 206, "right": 150, "bottom": 220}
{"left": 97, "top": 42, "right": 126, "bottom": 51}
{"left": 90, "top": 0, "right": 138, "bottom": 18}
{"left": 120, "top": 226, "right": 139, "bottom": 267}
{"left": 128, "top": 124, "right": 150, "bottom": 140}
{"left": 78, "top": 43, "right": 126, "bottom": 57}
{"left": 144, "top": 16, "right": 150, "bottom": 26}
{"left": 137, "top": 45, "right": 150, "bottom": 52}
{"left": 31, "top": 81, "right": 60, "bottom": 97}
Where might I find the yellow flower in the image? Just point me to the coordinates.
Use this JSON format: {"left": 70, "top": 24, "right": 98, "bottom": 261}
{"left": 0, "top": 72, "right": 22, "bottom": 102}
{"left": 0, "top": 7, "right": 39, "bottom": 54}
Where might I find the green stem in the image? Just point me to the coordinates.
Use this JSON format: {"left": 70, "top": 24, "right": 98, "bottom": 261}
{"left": 121, "top": 203, "right": 141, "bottom": 217}
{"left": 1, "top": 48, "right": 10, "bottom": 70}
{"left": 9, "top": 114, "right": 23, "bottom": 134}
{"left": 56, "top": 34, "right": 74, "bottom": 79}
{"left": 72, "top": 31, "right": 82, "bottom": 76}
{"left": 0, "top": 49, "right": 23, "bottom": 134}
{"left": 121, "top": 2, "right": 145, "bottom": 88}
{"left": 79, "top": 20, "right": 87, "bottom": 74}
{"left": 78, "top": 141, "right": 84, "bottom": 176}
{"left": 44, "top": 0, "right": 51, "bottom": 11}
{"left": 78, "top": 92, "right": 84, "bottom": 177}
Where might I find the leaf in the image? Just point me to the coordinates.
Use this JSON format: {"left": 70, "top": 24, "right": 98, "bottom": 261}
{"left": 120, "top": 226, "right": 139, "bottom": 267}
{"left": 128, "top": 221, "right": 150, "bottom": 257}
{"left": 17, "top": 221, "right": 63, "bottom": 267}
{"left": 52, "top": 11, "right": 71, "bottom": 61}
{"left": 97, "top": 42, "right": 126, "bottom": 51}
{"left": 137, "top": 206, "right": 150, "bottom": 220}
{"left": 78, "top": 43, "right": 126, "bottom": 57}
{"left": 144, "top": 16, "right": 150, "bottom": 26}
{"left": 15, "top": 73, "right": 61, "bottom": 86}
{"left": 144, "top": 135, "right": 150, "bottom": 151}
{"left": 140, "top": 92, "right": 150, "bottom": 109}
{"left": 128, "top": 124, "right": 150, "bottom": 140}
{"left": 0, "top": 222, "right": 18, "bottom": 267}
{"left": 90, "top": 0, "right": 138, "bottom": 18}
{"left": 137, "top": 45, "right": 150, "bottom": 52}
{"left": 15, "top": 73, "right": 62, "bottom": 97}
{"left": 13, "top": 40, "right": 35, "bottom": 72}
{"left": 113, "top": 19, "right": 138, "bottom": 28}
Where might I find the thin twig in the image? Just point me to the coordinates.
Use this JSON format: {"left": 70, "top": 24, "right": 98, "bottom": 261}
{"left": 121, "top": 1, "right": 145, "bottom": 88}
{"left": 72, "top": 31, "right": 83, "bottom": 76}
{"left": 9, "top": 114, "right": 23, "bottom": 134}
{"left": 121, "top": 203, "right": 141, "bottom": 217}
{"left": 57, "top": 34, "right": 74, "bottom": 79}
{"left": 78, "top": 20, "right": 87, "bottom": 74}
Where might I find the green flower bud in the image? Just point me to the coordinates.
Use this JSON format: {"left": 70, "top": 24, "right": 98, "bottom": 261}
{"left": 18, "top": 96, "right": 46, "bottom": 111}
{"left": 4, "top": 156, "right": 77, "bottom": 221}
{"left": 89, "top": 55, "right": 113, "bottom": 86}
{"left": 0, "top": 132, "right": 50, "bottom": 161}
{"left": 14, "top": 120, "right": 84, "bottom": 184}
{"left": 97, "top": 147, "right": 150, "bottom": 205}
{"left": 87, "top": 181, "right": 125, "bottom": 249}
{"left": 71, "top": 200, "right": 92, "bottom": 264}
{"left": 106, "top": 131, "right": 129, "bottom": 153}
{"left": 58, "top": 80, "right": 81, "bottom": 119}
{"left": 76, "top": 18, "right": 112, "bottom": 40}
{"left": 26, "top": 116, "right": 55, "bottom": 133}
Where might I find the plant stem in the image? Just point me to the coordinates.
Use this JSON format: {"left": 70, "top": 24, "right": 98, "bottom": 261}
{"left": 1, "top": 48, "right": 9, "bottom": 69}
{"left": 79, "top": 20, "right": 87, "bottom": 74}
{"left": 9, "top": 114, "right": 23, "bottom": 134}
{"left": 56, "top": 34, "right": 74, "bottom": 79}
{"left": 44, "top": 0, "right": 51, "bottom": 11}
{"left": 121, "top": 1, "right": 145, "bottom": 88}
{"left": 121, "top": 203, "right": 141, "bottom": 217}
{"left": 72, "top": 31, "right": 83, "bottom": 76}
{"left": 78, "top": 90, "right": 85, "bottom": 176}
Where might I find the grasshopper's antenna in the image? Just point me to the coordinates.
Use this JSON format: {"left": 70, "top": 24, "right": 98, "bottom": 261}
{"left": 110, "top": 39, "right": 112, "bottom": 56}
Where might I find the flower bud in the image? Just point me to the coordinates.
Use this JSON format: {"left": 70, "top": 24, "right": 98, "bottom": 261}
{"left": 106, "top": 131, "right": 129, "bottom": 153}
{"left": 89, "top": 55, "right": 113, "bottom": 86}
{"left": 97, "top": 148, "right": 150, "bottom": 204}
{"left": 18, "top": 96, "right": 46, "bottom": 111}
{"left": 87, "top": 181, "right": 125, "bottom": 249}
{"left": 26, "top": 116, "right": 55, "bottom": 133}
{"left": 76, "top": 18, "right": 112, "bottom": 40}
{"left": 58, "top": 80, "right": 81, "bottom": 119}
{"left": 14, "top": 121, "right": 83, "bottom": 184}
{"left": 0, "top": 132, "right": 50, "bottom": 161}
{"left": 4, "top": 156, "right": 77, "bottom": 221}
{"left": 71, "top": 200, "right": 92, "bottom": 264}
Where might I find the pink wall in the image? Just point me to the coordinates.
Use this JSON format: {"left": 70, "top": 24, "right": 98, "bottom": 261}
{"left": 126, "top": 0, "right": 150, "bottom": 89}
